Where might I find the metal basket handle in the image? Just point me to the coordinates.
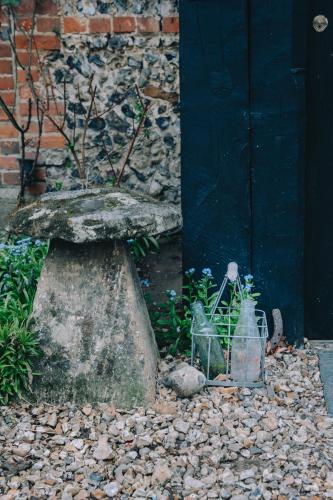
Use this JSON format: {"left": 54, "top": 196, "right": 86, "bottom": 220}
{"left": 210, "top": 262, "right": 244, "bottom": 316}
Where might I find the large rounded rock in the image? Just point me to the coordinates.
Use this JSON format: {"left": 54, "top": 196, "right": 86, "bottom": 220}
{"left": 163, "top": 363, "right": 206, "bottom": 397}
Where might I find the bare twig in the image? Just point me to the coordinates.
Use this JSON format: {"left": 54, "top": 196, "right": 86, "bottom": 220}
{"left": 80, "top": 78, "right": 97, "bottom": 185}
{"left": 0, "top": 96, "right": 21, "bottom": 131}
{"left": 135, "top": 84, "right": 144, "bottom": 109}
{"left": 22, "top": 99, "right": 32, "bottom": 133}
{"left": 102, "top": 142, "right": 117, "bottom": 180}
{"left": 92, "top": 99, "right": 117, "bottom": 180}
{"left": 61, "top": 79, "right": 67, "bottom": 130}
{"left": 44, "top": 111, "right": 83, "bottom": 175}
{"left": 72, "top": 102, "right": 77, "bottom": 149}
{"left": 116, "top": 103, "right": 150, "bottom": 186}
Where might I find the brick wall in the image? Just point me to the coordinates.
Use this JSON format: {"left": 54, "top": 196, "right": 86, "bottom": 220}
{"left": 0, "top": 0, "right": 58, "bottom": 195}
{"left": 0, "top": 0, "right": 180, "bottom": 202}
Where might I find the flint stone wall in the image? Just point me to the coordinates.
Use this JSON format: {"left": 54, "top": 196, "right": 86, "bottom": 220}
{"left": 0, "top": 0, "right": 180, "bottom": 231}
{"left": 38, "top": 0, "right": 180, "bottom": 203}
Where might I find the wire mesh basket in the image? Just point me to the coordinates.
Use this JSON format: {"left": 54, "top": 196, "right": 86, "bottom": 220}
{"left": 190, "top": 263, "right": 268, "bottom": 388}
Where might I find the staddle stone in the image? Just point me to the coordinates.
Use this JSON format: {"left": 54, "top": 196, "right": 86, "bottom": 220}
{"left": 9, "top": 188, "right": 182, "bottom": 407}
{"left": 10, "top": 188, "right": 180, "bottom": 242}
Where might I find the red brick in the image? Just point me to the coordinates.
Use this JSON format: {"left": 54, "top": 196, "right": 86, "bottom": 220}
{"left": 0, "top": 124, "right": 19, "bottom": 139}
{"left": 36, "top": 16, "right": 60, "bottom": 33}
{"left": 15, "top": 33, "right": 60, "bottom": 50}
{"left": 0, "top": 77, "right": 14, "bottom": 90}
{"left": 36, "top": 0, "right": 58, "bottom": 15}
{"left": 162, "top": 16, "right": 179, "bottom": 33}
{"left": 113, "top": 16, "right": 136, "bottom": 33}
{"left": 0, "top": 156, "right": 19, "bottom": 170}
{"left": 44, "top": 117, "right": 59, "bottom": 133}
{"left": 1, "top": 171, "right": 20, "bottom": 185}
{"left": 0, "top": 43, "right": 11, "bottom": 58}
{"left": 63, "top": 17, "right": 88, "bottom": 34}
{"left": 16, "top": 51, "right": 38, "bottom": 66}
{"left": 0, "top": 141, "right": 20, "bottom": 155}
{"left": 17, "top": 69, "right": 39, "bottom": 84}
{"left": 16, "top": 0, "right": 35, "bottom": 14}
{"left": 137, "top": 16, "right": 159, "bottom": 33}
{"left": 17, "top": 17, "right": 33, "bottom": 31}
{"left": 14, "top": 34, "right": 28, "bottom": 49}
{"left": 25, "top": 122, "right": 41, "bottom": 135}
{"left": 40, "top": 134, "right": 65, "bottom": 148}
{"left": 0, "top": 92, "right": 15, "bottom": 106}
{"left": 20, "top": 101, "right": 36, "bottom": 117}
{"left": 89, "top": 16, "right": 111, "bottom": 33}
{"left": 27, "top": 182, "right": 47, "bottom": 195}
{"left": 0, "top": 60, "right": 12, "bottom": 74}
{"left": 34, "top": 33, "right": 60, "bottom": 49}
{"left": 0, "top": 110, "right": 10, "bottom": 121}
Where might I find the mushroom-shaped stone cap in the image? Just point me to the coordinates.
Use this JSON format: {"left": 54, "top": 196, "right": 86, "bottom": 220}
{"left": 9, "top": 188, "right": 182, "bottom": 243}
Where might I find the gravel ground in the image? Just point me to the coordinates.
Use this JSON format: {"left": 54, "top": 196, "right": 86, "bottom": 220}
{"left": 1, "top": 349, "right": 333, "bottom": 499}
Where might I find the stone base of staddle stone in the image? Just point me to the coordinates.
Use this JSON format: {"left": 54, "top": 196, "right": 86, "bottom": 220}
{"left": 31, "top": 239, "right": 158, "bottom": 408}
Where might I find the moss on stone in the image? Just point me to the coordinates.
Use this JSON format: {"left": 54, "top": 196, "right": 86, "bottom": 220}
{"left": 9, "top": 187, "right": 181, "bottom": 243}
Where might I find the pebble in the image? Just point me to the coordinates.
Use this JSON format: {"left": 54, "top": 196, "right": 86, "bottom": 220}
{"left": 92, "top": 435, "right": 113, "bottom": 461}
{"left": 174, "top": 418, "right": 190, "bottom": 434}
{"left": 0, "top": 351, "right": 332, "bottom": 498}
{"left": 104, "top": 481, "right": 120, "bottom": 497}
{"left": 184, "top": 475, "right": 205, "bottom": 491}
{"left": 151, "top": 463, "right": 172, "bottom": 485}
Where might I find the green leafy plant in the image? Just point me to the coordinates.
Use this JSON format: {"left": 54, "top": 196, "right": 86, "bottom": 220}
{"left": 127, "top": 236, "right": 159, "bottom": 262}
{"left": 54, "top": 180, "right": 63, "bottom": 191}
{"left": 146, "top": 289, "right": 187, "bottom": 356}
{"left": 0, "top": 237, "right": 48, "bottom": 319}
{"left": 0, "top": 236, "right": 48, "bottom": 403}
{"left": 0, "top": 322, "right": 41, "bottom": 404}
{"left": 211, "top": 273, "right": 261, "bottom": 344}
{"left": 148, "top": 268, "right": 261, "bottom": 355}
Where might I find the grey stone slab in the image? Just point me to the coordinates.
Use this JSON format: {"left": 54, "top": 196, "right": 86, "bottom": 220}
{"left": 9, "top": 188, "right": 182, "bottom": 242}
{"left": 319, "top": 350, "right": 333, "bottom": 415}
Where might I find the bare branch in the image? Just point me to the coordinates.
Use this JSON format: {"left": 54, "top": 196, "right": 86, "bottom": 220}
{"left": 0, "top": 96, "right": 22, "bottom": 131}
{"left": 116, "top": 103, "right": 150, "bottom": 186}
{"left": 72, "top": 101, "right": 77, "bottom": 148}
{"left": 44, "top": 111, "right": 82, "bottom": 176}
{"left": 135, "top": 84, "right": 144, "bottom": 109}
{"left": 80, "top": 82, "right": 97, "bottom": 184}
{"left": 61, "top": 79, "right": 67, "bottom": 130}
{"left": 92, "top": 99, "right": 117, "bottom": 179}
{"left": 22, "top": 99, "right": 32, "bottom": 133}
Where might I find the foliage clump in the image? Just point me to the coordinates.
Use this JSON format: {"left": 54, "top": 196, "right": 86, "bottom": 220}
{"left": 148, "top": 268, "right": 260, "bottom": 356}
{"left": 0, "top": 236, "right": 48, "bottom": 403}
